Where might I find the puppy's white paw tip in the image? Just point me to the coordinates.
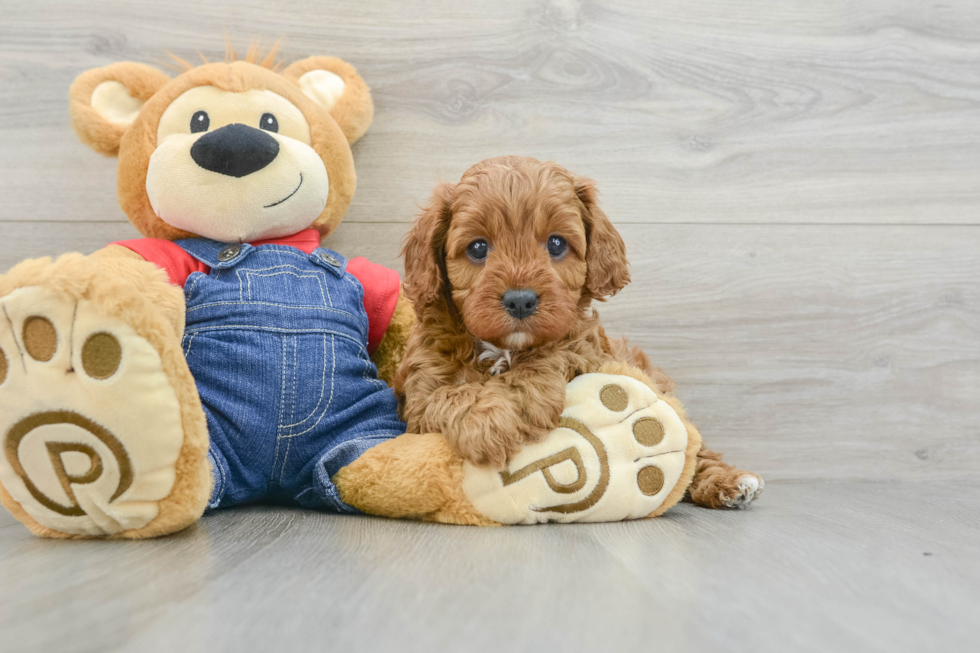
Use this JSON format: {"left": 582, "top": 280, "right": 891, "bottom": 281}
{"left": 722, "top": 474, "right": 765, "bottom": 509}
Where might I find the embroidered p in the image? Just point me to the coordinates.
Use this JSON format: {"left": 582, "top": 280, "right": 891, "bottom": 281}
{"left": 4, "top": 411, "right": 133, "bottom": 517}
{"left": 498, "top": 416, "right": 611, "bottom": 515}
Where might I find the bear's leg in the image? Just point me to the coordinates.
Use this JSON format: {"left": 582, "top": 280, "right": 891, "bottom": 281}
{"left": 334, "top": 364, "right": 701, "bottom": 525}
{"left": 0, "top": 254, "right": 210, "bottom": 538}
{"left": 332, "top": 432, "right": 497, "bottom": 525}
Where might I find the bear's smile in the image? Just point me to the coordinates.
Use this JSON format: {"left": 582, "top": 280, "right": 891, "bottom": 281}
{"left": 264, "top": 172, "right": 304, "bottom": 209}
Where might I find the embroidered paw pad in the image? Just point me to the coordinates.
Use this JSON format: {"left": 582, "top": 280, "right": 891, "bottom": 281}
{"left": 0, "top": 287, "right": 185, "bottom": 536}
{"left": 462, "top": 373, "right": 690, "bottom": 523}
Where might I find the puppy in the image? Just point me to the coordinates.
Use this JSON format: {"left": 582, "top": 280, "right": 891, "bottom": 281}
{"left": 396, "top": 156, "right": 764, "bottom": 509}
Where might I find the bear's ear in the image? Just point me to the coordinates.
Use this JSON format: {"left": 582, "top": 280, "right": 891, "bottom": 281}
{"left": 69, "top": 63, "right": 170, "bottom": 156}
{"left": 281, "top": 56, "right": 374, "bottom": 145}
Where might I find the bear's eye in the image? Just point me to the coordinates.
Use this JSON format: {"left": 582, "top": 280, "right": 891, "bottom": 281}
{"left": 190, "top": 110, "right": 209, "bottom": 133}
{"left": 260, "top": 113, "right": 279, "bottom": 133}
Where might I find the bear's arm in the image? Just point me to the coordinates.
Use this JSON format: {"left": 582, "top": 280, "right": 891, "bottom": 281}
{"left": 371, "top": 292, "right": 416, "bottom": 388}
{"left": 89, "top": 244, "right": 187, "bottom": 338}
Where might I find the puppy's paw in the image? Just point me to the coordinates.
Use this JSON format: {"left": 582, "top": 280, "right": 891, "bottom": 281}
{"left": 448, "top": 408, "right": 524, "bottom": 470}
{"left": 690, "top": 469, "right": 765, "bottom": 509}
{"left": 452, "top": 430, "right": 517, "bottom": 470}
{"left": 719, "top": 473, "right": 765, "bottom": 509}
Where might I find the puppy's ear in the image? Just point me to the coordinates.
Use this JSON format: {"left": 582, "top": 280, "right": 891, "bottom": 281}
{"left": 402, "top": 182, "right": 454, "bottom": 310}
{"left": 282, "top": 56, "right": 374, "bottom": 144}
{"left": 576, "top": 177, "right": 630, "bottom": 299}
{"left": 70, "top": 63, "right": 170, "bottom": 156}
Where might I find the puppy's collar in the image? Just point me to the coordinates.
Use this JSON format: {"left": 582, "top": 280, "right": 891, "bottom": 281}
{"left": 477, "top": 340, "right": 513, "bottom": 376}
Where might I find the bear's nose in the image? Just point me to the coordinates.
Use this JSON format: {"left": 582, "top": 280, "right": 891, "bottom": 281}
{"left": 501, "top": 289, "right": 539, "bottom": 320}
{"left": 190, "top": 123, "right": 280, "bottom": 178}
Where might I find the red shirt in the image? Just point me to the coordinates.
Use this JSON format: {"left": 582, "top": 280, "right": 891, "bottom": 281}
{"left": 113, "top": 229, "right": 400, "bottom": 354}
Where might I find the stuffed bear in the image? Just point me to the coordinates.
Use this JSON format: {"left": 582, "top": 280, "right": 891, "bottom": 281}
{"left": 0, "top": 49, "right": 700, "bottom": 538}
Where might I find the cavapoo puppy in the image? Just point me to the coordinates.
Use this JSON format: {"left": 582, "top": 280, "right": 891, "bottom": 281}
{"left": 396, "top": 156, "right": 763, "bottom": 509}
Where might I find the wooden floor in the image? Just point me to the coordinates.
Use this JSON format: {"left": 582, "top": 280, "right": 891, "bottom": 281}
{"left": 1, "top": 1, "right": 978, "bottom": 651}
{"left": 1, "top": 481, "right": 977, "bottom": 653}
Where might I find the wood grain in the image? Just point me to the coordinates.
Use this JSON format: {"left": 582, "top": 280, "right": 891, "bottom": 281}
{"left": 1, "top": 0, "right": 980, "bottom": 225}
{"left": 0, "top": 482, "right": 977, "bottom": 653}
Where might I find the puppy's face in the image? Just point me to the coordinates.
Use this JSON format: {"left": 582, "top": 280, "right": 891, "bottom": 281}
{"left": 443, "top": 170, "right": 588, "bottom": 349}
{"left": 403, "top": 157, "right": 631, "bottom": 353}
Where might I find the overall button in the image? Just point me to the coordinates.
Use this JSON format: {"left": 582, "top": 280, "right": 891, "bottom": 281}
{"left": 320, "top": 252, "right": 341, "bottom": 268}
{"left": 217, "top": 244, "right": 241, "bottom": 262}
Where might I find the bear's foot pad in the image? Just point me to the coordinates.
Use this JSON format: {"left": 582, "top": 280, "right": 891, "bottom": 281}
{"left": 462, "top": 373, "right": 689, "bottom": 524}
{"left": 0, "top": 287, "right": 185, "bottom": 536}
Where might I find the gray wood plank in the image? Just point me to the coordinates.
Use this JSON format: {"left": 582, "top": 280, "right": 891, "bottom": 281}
{"left": 2, "top": 0, "right": 980, "bottom": 225}
{"left": 0, "top": 481, "right": 976, "bottom": 653}
{"left": 2, "top": 220, "right": 977, "bottom": 482}
{"left": 611, "top": 223, "right": 980, "bottom": 483}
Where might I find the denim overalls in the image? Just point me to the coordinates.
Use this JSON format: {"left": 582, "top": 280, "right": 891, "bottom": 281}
{"left": 176, "top": 238, "right": 405, "bottom": 513}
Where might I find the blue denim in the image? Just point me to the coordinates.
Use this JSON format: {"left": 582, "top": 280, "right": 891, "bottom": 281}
{"left": 176, "top": 238, "right": 406, "bottom": 513}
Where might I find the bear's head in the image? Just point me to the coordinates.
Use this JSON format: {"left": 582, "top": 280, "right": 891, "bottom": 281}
{"left": 70, "top": 51, "right": 373, "bottom": 243}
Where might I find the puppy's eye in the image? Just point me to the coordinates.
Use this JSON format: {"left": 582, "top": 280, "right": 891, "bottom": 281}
{"left": 260, "top": 113, "right": 279, "bottom": 133}
{"left": 467, "top": 239, "right": 489, "bottom": 262}
{"left": 547, "top": 234, "right": 568, "bottom": 258}
{"left": 190, "top": 110, "right": 210, "bottom": 133}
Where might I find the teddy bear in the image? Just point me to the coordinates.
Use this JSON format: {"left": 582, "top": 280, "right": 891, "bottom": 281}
{"left": 0, "top": 47, "right": 700, "bottom": 538}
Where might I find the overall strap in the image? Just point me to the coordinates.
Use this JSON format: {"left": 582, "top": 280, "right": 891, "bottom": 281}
{"left": 309, "top": 247, "right": 349, "bottom": 278}
{"left": 174, "top": 238, "right": 256, "bottom": 270}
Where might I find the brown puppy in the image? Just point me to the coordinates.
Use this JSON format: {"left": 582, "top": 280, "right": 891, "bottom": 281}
{"left": 397, "top": 156, "right": 764, "bottom": 509}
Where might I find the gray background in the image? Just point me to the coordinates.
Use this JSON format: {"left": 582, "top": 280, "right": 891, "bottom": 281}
{"left": 0, "top": 1, "right": 977, "bottom": 651}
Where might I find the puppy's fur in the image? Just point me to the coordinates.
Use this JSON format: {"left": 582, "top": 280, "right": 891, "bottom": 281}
{"left": 396, "top": 156, "right": 763, "bottom": 509}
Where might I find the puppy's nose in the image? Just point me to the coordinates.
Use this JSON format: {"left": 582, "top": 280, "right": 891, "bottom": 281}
{"left": 501, "top": 289, "right": 539, "bottom": 320}
{"left": 190, "top": 123, "right": 280, "bottom": 178}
